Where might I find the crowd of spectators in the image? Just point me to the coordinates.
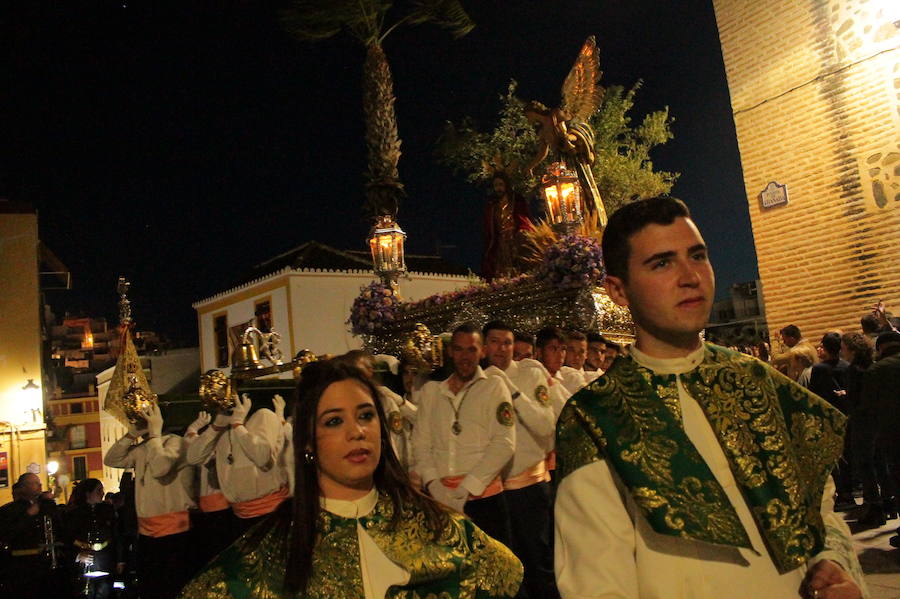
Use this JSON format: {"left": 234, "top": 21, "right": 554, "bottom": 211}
{"left": 731, "top": 303, "right": 900, "bottom": 544}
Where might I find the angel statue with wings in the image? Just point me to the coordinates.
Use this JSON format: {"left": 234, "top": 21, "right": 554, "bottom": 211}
{"left": 524, "top": 36, "right": 607, "bottom": 226}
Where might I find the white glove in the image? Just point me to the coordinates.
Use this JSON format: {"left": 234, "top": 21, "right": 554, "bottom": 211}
{"left": 272, "top": 394, "right": 285, "bottom": 422}
{"left": 126, "top": 419, "right": 147, "bottom": 439}
{"left": 231, "top": 394, "right": 252, "bottom": 425}
{"left": 428, "top": 480, "right": 468, "bottom": 512}
{"left": 427, "top": 480, "right": 453, "bottom": 508}
{"left": 446, "top": 485, "right": 469, "bottom": 512}
{"left": 142, "top": 404, "right": 164, "bottom": 437}
{"left": 483, "top": 365, "right": 520, "bottom": 396}
{"left": 186, "top": 412, "right": 211, "bottom": 435}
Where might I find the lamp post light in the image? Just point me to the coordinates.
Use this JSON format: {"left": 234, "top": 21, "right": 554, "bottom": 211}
{"left": 540, "top": 161, "right": 584, "bottom": 235}
{"left": 21, "top": 379, "right": 42, "bottom": 422}
{"left": 368, "top": 215, "right": 407, "bottom": 289}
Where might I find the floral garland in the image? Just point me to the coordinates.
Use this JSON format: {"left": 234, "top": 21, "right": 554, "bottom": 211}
{"left": 350, "top": 241, "right": 604, "bottom": 334}
{"left": 409, "top": 274, "right": 531, "bottom": 309}
{"left": 349, "top": 275, "right": 532, "bottom": 335}
{"left": 537, "top": 234, "right": 604, "bottom": 289}
{"left": 349, "top": 281, "right": 401, "bottom": 334}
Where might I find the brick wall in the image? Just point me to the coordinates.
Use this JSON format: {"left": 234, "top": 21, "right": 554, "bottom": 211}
{"left": 712, "top": 0, "right": 900, "bottom": 342}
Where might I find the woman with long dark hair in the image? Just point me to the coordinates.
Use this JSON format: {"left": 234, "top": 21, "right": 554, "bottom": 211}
{"left": 179, "top": 360, "right": 522, "bottom": 598}
{"left": 65, "top": 478, "right": 119, "bottom": 599}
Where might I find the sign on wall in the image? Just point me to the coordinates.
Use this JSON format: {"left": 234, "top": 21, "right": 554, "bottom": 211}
{"left": 759, "top": 181, "right": 789, "bottom": 210}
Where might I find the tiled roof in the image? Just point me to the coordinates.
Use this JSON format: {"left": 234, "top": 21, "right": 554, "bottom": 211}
{"left": 237, "top": 241, "right": 470, "bottom": 284}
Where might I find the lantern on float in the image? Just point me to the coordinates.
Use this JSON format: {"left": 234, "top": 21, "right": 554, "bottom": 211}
{"left": 540, "top": 162, "right": 584, "bottom": 234}
{"left": 368, "top": 215, "right": 407, "bottom": 286}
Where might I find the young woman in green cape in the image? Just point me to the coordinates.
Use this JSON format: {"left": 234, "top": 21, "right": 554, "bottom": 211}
{"left": 179, "top": 360, "right": 522, "bottom": 599}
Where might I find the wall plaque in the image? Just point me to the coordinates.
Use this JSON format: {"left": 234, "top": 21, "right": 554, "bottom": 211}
{"left": 759, "top": 181, "right": 789, "bottom": 209}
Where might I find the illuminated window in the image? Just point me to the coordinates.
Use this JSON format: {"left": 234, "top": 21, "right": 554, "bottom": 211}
{"left": 214, "top": 314, "right": 228, "bottom": 368}
{"left": 70, "top": 425, "right": 86, "bottom": 449}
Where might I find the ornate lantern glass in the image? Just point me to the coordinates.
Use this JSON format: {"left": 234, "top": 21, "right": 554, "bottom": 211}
{"left": 368, "top": 215, "right": 407, "bottom": 281}
{"left": 541, "top": 162, "right": 584, "bottom": 232}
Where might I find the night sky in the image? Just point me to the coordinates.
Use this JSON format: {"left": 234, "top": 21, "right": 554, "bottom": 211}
{"left": 4, "top": 1, "right": 757, "bottom": 344}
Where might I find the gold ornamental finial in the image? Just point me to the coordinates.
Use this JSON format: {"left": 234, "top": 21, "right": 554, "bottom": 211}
{"left": 117, "top": 276, "right": 132, "bottom": 326}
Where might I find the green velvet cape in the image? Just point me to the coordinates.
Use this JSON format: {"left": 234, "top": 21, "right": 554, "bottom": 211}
{"left": 178, "top": 494, "right": 522, "bottom": 599}
{"left": 555, "top": 343, "right": 846, "bottom": 573}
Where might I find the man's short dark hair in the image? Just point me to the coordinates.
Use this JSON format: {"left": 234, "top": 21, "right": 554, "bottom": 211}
{"left": 601, "top": 196, "right": 691, "bottom": 281}
{"left": 514, "top": 331, "right": 534, "bottom": 345}
{"left": 781, "top": 324, "right": 801, "bottom": 339}
{"left": 451, "top": 322, "right": 481, "bottom": 339}
{"left": 606, "top": 340, "right": 621, "bottom": 352}
{"left": 587, "top": 332, "right": 604, "bottom": 344}
{"left": 535, "top": 326, "right": 566, "bottom": 349}
{"left": 861, "top": 314, "right": 881, "bottom": 334}
{"left": 483, "top": 320, "right": 513, "bottom": 338}
{"left": 875, "top": 331, "right": 900, "bottom": 352}
{"left": 566, "top": 330, "right": 587, "bottom": 343}
{"left": 821, "top": 332, "right": 841, "bottom": 356}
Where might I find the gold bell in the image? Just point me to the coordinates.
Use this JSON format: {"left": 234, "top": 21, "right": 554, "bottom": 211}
{"left": 232, "top": 341, "right": 263, "bottom": 373}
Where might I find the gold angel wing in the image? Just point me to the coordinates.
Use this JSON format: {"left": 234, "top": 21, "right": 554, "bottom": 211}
{"left": 560, "top": 36, "right": 604, "bottom": 121}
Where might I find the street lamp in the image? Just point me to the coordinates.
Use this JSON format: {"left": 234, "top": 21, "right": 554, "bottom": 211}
{"left": 368, "top": 215, "right": 407, "bottom": 287}
{"left": 540, "top": 161, "right": 584, "bottom": 234}
{"left": 21, "top": 379, "right": 42, "bottom": 422}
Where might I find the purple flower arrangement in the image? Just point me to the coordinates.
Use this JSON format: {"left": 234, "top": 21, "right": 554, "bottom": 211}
{"left": 349, "top": 281, "right": 401, "bottom": 334}
{"left": 538, "top": 234, "right": 604, "bottom": 289}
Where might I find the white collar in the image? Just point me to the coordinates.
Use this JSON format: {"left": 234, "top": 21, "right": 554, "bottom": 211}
{"left": 630, "top": 343, "right": 706, "bottom": 375}
{"left": 320, "top": 487, "right": 378, "bottom": 518}
{"left": 440, "top": 366, "right": 486, "bottom": 393}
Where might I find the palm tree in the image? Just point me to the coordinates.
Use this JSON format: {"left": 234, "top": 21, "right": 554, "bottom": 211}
{"left": 282, "top": 1, "right": 474, "bottom": 218}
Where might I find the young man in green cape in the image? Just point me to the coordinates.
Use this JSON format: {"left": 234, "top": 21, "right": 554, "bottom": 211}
{"left": 554, "top": 196, "right": 865, "bottom": 599}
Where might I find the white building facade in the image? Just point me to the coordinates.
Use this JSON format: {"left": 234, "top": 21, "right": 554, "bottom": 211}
{"left": 193, "top": 263, "right": 472, "bottom": 375}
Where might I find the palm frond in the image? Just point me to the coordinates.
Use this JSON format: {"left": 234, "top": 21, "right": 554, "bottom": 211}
{"left": 521, "top": 217, "right": 605, "bottom": 267}
{"left": 521, "top": 220, "right": 559, "bottom": 267}
{"left": 406, "top": 0, "right": 475, "bottom": 39}
{"left": 280, "top": 0, "right": 390, "bottom": 44}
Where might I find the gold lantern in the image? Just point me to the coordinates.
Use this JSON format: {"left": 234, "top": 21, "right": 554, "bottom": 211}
{"left": 368, "top": 215, "right": 407, "bottom": 285}
{"left": 541, "top": 162, "right": 584, "bottom": 234}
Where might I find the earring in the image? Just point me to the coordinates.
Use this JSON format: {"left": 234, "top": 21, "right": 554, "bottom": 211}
{"left": 303, "top": 451, "right": 316, "bottom": 464}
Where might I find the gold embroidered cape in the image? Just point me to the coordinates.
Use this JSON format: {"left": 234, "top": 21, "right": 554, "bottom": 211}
{"left": 555, "top": 343, "right": 846, "bottom": 573}
{"left": 178, "top": 494, "right": 522, "bottom": 598}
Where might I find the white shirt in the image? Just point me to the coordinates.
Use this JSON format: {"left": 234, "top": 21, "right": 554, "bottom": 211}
{"left": 412, "top": 366, "right": 515, "bottom": 496}
{"left": 104, "top": 434, "right": 196, "bottom": 518}
{"left": 184, "top": 433, "right": 223, "bottom": 500}
{"left": 560, "top": 366, "right": 598, "bottom": 394}
{"left": 186, "top": 408, "right": 287, "bottom": 504}
{"left": 321, "top": 488, "right": 409, "bottom": 599}
{"left": 491, "top": 361, "right": 555, "bottom": 478}
{"left": 280, "top": 420, "right": 294, "bottom": 495}
{"left": 554, "top": 344, "right": 859, "bottom": 599}
{"left": 518, "top": 358, "right": 572, "bottom": 438}
{"left": 378, "top": 385, "right": 417, "bottom": 472}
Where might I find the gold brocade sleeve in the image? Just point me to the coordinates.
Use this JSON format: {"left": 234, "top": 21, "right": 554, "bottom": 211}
{"left": 177, "top": 566, "right": 234, "bottom": 599}
{"left": 466, "top": 518, "right": 523, "bottom": 598}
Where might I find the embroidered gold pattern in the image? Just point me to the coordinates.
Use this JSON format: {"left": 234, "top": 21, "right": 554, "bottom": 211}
{"left": 178, "top": 494, "right": 522, "bottom": 599}
{"left": 555, "top": 344, "right": 846, "bottom": 574}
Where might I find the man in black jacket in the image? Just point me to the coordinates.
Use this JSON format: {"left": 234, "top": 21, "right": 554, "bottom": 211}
{"left": 809, "top": 333, "right": 853, "bottom": 508}
{"left": 865, "top": 333, "right": 900, "bottom": 546}
{"left": 0, "top": 473, "right": 70, "bottom": 598}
